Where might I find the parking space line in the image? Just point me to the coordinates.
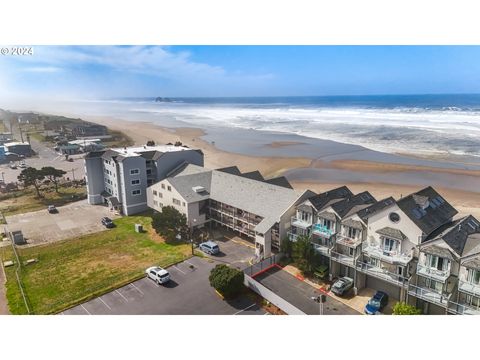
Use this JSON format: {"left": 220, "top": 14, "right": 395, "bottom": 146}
{"left": 115, "top": 289, "right": 129, "bottom": 302}
{"left": 233, "top": 303, "right": 256, "bottom": 315}
{"left": 184, "top": 260, "right": 196, "bottom": 268}
{"left": 173, "top": 265, "right": 186, "bottom": 274}
{"left": 98, "top": 297, "right": 112, "bottom": 310}
{"left": 130, "top": 283, "right": 144, "bottom": 296}
{"left": 80, "top": 304, "right": 92, "bottom": 315}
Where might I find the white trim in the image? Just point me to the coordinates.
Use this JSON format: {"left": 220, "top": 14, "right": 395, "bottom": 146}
{"left": 124, "top": 201, "right": 147, "bottom": 208}
{"left": 129, "top": 168, "right": 140, "bottom": 175}
{"left": 131, "top": 178, "right": 141, "bottom": 186}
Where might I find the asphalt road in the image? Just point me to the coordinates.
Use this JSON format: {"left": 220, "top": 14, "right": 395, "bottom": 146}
{"left": 63, "top": 256, "right": 266, "bottom": 315}
{"left": 254, "top": 266, "right": 360, "bottom": 315}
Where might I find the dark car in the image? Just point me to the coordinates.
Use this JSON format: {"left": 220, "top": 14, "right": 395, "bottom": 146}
{"left": 365, "top": 291, "right": 389, "bottom": 314}
{"left": 101, "top": 217, "right": 115, "bottom": 228}
{"left": 47, "top": 205, "right": 58, "bottom": 213}
{"left": 331, "top": 277, "right": 354, "bottom": 296}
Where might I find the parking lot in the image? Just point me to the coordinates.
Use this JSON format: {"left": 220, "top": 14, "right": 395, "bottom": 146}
{"left": 253, "top": 266, "right": 360, "bottom": 315}
{"left": 5, "top": 200, "right": 119, "bottom": 246}
{"left": 202, "top": 230, "right": 256, "bottom": 270}
{"left": 63, "top": 256, "right": 267, "bottom": 315}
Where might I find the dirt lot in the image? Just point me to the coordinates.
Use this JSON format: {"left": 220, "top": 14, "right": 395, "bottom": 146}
{"left": 5, "top": 200, "right": 120, "bottom": 246}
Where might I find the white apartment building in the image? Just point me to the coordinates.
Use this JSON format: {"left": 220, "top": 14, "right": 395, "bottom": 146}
{"left": 146, "top": 164, "right": 314, "bottom": 258}
{"left": 84, "top": 144, "right": 204, "bottom": 215}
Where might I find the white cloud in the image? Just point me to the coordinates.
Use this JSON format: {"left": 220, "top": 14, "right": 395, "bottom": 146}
{"left": 22, "top": 66, "right": 63, "bottom": 73}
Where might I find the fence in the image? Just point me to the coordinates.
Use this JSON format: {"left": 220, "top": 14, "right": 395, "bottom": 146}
{"left": 8, "top": 232, "right": 32, "bottom": 314}
{"left": 243, "top": 253, "right": 306, "bottom": 315}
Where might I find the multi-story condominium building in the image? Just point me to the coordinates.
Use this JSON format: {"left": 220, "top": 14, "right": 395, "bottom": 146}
{"left": 288, "top": 188, "right": 377, "bottom": 281}
{"left": 408, "top": 215, "right": 480, "bottom": 314}
{"left": 84, "top": 144, "right": 204, "bottom": 215}
{"left": 146, "top": 164, "right": 314, "bottom": 258}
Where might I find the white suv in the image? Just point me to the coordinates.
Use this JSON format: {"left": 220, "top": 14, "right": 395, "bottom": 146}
{"left": 145, "top": 266, "right": 171, "bottom": 285}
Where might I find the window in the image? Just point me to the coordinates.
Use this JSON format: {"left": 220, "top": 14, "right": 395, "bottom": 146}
{"left": 172, "top": 198, "right": 181, "bottom": 206}
{"left": 130, "top": 169, "right": 140, "bottom": 175}
{"left": 298, "top": 211, "right": 310, "bottom": 222}
{"left": 383, "top": 237, "right": 398, "bottom": 253}
{"left": 389, "top": 212, "right": 400, "bottom": 223}
{"left": 146, "top": 169, "right": 152, "bottom": 175}
{"left": 369, "top": 257, "right": 380, "bottom": 267}
{"left": 161, "top": 184, "right": 165, "bottom": 189}
{"left": 397, "top": 266, "right": 403, "bottom": 276}
{"left": 182, "top": 202, "right": 186, "bottom": 207}
{"left": 132, "top": 189, "right": 141, "bottom": 196}
{"left": 426, "top": 254, "right": 449, "bottom": 271}
{"left": 153, "top": 190, "right": 158, "bottom": 196}
{"left": 167, "top": 185, "right": 172, "bottom": 191}
{"left": 323, "top": 219, "right": 332, "bottom": 230}
{"left": 131, "top": 179, "right": 140, "bottom": 185}
{"left": 348, "top": 248, "right": 354, "bottom": 256}
{"left": 467, "top": 269, "right": 480, "bottom": 285}
{"left": 159, "top": 203, "right": 163, "bottom": 208}
{"left": 158, "top": 192, "right": 163, "bottom": 198}
{"left": 153, "top": 200, "right": 158, "bottom": 206}
{"left": 346, "top": 227, "right": 358, "bottom": 239}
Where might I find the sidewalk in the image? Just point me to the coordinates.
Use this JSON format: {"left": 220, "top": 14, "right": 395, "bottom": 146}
{"left": 0, "top": 261, "right": 10, "bottom": 315}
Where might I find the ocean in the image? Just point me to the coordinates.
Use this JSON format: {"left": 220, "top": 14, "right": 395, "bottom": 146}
{"left": 89, "top": 94, "right": 480, "bottom": 160}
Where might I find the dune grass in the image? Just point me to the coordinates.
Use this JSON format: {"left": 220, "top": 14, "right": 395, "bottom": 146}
{"left": 0, "top": 214, "right": 191, "bottom": 314}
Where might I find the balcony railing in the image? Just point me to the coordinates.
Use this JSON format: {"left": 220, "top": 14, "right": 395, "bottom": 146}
{"left": 356, "top": 260, "right": 409, "bottom": 288}
{"left": 311, "top": 223, "right": 334, "bottom": 238}
{"left": 291, "top": 216, "right": 312, "bottom": 229}
{"left": 336, "top": 234, "right": 362, "bottom": 248}
{"left": 408, "top": 284, "right": 449, "bottom": 307}
{"left": 287, "top": 232, "right": 299, "bottom": 242}
{"left": 447, "top": 299, "right": 480, "bottom": 315}
{"left": 331, "top": 251, "right": 355, "bottom": 267}
{"left": 416, "top": 264, "right": 450, "bottom": 283}
{"left": 362, "top": 243, "right": 412, "bottom": 266}
{"left": 458, "top": 279, "right": 480, "bottom": 297}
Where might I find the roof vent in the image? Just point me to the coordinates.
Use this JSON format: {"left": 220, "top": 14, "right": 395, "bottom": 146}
{"left": 192, "top": 186, "right": 205, "bottom": 193}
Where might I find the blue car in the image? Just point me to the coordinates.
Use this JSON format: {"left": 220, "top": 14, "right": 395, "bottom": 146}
{"left": 365, "top": 291, "right": 389, "bottom": 314}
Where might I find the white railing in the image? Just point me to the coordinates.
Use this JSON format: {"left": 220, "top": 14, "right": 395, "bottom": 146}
{"left": 448, "top": 300, "right": 480, "bottom": 315}
{"left": 336, "top": 235, "right": 362, "bottom": 248}
{"left": 416, "top": 264, "right": 450, "bottom": 282}
{"left": 408, "top": 284, "right": 449, "bottom": 307}
{"left": 458, "top": 280, "right": 480, "bottom": 297}
{"left": 287, "top": 232, "right": 299, "bottom": 242}
{"left": 291, "top": 216, "right": 312, "bottom": 229}
{"left": 362, "top": 243, "right": 412, "bottom": 266}
{"left": 356, "top": 260, "right": 409, "bottom": 288}
{"left": 312, "top": 243, "right": 331, "bottom": 256}
{"left": 331, "top": 251, "right": 355, "bottom": 267}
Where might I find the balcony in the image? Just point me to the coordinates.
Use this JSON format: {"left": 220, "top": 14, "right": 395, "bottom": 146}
{"left": 447, "top": 300, "right": 480, "bottom": 315}
{"left": 458, "top": 279, "right": 480, "bottom": 297}
{"left": 356, "top": 260, "right": 409, "bottom": 288}
{"left": 331, "top": 251, "right": 355, "bottom": 267}
{"left": 311, "top": 223, "right": 334, "bottom": 238}
{"left": 287, "top": 232, "right": 299, "bottom": 242}
{"left": 311, "top": 236, "right": 333, "bottom": 257}
{"left": 336, "top": 234, "right": 362, "bottom": 248}
{"left": 291, "top": 216, "right": 312, "bottom": 229}
{"left": 416, "top": 264, "right": 450, "bottom": 283}
{"left": 362, "top": 243, "right": 412, "bottom": 266}
{"left": 408, "top": 284, "right": 449, "bottom": 307}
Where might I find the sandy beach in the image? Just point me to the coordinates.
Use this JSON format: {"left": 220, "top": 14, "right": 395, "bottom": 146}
{"left": 79, "top": 115, "right": 480, "bottom": 219}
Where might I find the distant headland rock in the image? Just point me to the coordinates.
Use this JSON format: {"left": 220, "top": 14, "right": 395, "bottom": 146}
{"left": 155, "top": 97, "right": 173, "bottom": 102}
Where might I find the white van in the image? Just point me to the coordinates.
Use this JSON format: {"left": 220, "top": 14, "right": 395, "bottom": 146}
{"left": 145, "top": 266, "right": 171, "bottom": 284}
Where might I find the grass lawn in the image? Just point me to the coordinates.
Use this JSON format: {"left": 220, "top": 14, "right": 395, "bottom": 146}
{"left": 0, "top": 214, "right": 191, "bottom": 314}
{"left": 0, "top": 185, "right": 87, "bottom": 217}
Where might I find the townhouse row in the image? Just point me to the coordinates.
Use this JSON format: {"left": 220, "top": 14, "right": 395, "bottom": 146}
{"left": 288, "top": 185, "right": 480, "bottom": 315}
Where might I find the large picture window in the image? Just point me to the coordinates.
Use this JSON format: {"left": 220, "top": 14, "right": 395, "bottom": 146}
{"left": 382, "top": 237, "right": 398, "bottom": 253}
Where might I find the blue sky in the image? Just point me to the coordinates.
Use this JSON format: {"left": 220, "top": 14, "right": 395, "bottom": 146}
{"left": 2, "top": 46, "right": 480, "bottom": 99}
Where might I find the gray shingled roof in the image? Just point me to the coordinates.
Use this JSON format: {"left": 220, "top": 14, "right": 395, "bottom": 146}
{"left": 376, "top": 227, "right": 408, "bottom": 241}
{"left": 331, "top": 191, "right": 376, "bottom": 219}
{"left": 318, "top": 211, "right": 336, "bottom": 222}
{"left": 357, "top": 197, "right": 396, "bottom": 222}
{"left": 166, "top": 166, "right": 308, "bottom": 235}
{"left": 397, "top": 186, "right": 458, "bottom": 236}
{"left": 422, "top": 244, "right": 456, "bottom": 261}
{"left": 424, "top": 215, "right": 480, "bottom": 257}
{"left": 342, "top": 219, "right": 364, "bottom": 230}
{"left": 307, "top": 186, "right": 352, "bottom": 211}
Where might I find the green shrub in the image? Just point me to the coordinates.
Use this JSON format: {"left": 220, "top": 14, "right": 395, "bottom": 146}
{"left": 209, "top": 264, "right": 244, "bottom": 299}
{"left": 392, "top": 302, "right": 422, "bottom": 315}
